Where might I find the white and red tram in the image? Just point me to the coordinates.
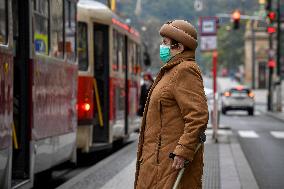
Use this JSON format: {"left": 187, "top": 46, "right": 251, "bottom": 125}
{"left": 77, "top": 0, "right": 142, "bottom": 153}
{"left": 0, "top": 0, "right": 78, "bottom": 188}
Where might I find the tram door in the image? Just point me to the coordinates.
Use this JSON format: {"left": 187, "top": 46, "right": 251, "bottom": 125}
{"left": 11, "top": 0, "right": 31, "bottom": 186}
{"left": 93, "top": 23, "right": 109, "bottom": 143}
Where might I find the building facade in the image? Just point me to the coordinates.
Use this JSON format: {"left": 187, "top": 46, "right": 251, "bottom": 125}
{"left": 244, "top": 21, "right": 271, "bottom": 89}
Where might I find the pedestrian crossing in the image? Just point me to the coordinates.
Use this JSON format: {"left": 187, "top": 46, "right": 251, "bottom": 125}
{"left": 237, "top": 130, "right": 284, "bottom": 139}
{"left": 270, "top": 131, "right": 284, "bottom": 139}
{"left": 206, "top": 129, "right": 284, "bottom": 139}
{"left": 238, "top": 130, "right": 259, "bottom": 138}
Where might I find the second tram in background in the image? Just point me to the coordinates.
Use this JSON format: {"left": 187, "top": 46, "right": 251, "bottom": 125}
{"left": 76, "top": 0, "right": 142, "bottom": 153}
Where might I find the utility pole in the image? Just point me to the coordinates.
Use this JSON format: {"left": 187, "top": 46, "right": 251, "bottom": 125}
{"left": 251, "top": 20, "right": 256, "bottom": 89}
{"left": 266, "top": 0, "right": 276, "bottom": 111}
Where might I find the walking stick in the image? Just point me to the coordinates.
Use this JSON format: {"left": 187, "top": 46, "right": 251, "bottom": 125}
{"left": 169, "top": 133, "right": 206, "bottom": 189}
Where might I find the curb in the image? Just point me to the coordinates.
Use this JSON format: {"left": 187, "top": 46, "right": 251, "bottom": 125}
{"left": 208, "top": 129, "right": 259, "bottom": 189}
{"left": 265, "top": 112, "right": 284, "bottom": 123}
{"left": 256, "top": 107, "right": 284, "bottom": 123}
{"left": 229, "top": 135, "right": 259, "bottom": 189}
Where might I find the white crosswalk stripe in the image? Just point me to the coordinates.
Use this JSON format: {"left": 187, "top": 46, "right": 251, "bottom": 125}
{"left": 203, "top": 129, "right": 284, "bottom": 140}
{"left": 238, "top": 130, "right": 259, "bottom": 138}
{"left": 270, "top": 131, "right": 284, "bottom": 139}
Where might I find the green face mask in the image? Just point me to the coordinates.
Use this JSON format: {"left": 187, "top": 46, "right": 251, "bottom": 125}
{"left": 160, "top": 45, "right": 171, "bottom": 64}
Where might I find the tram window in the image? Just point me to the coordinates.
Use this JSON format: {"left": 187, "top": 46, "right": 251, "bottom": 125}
{"left": 0, "top": 0, "right": 8, "bottom": 45}
{"left": 112, "top": 30, "right": 118, "bottom": 71}
{"left": 78, "top": 22, "right": 88, "bottom": 71}
{"left": 128, "top": 41, "right": 135, "bottom": 74}
{"left": 50, "top": 0, "right": 64, "bottom": 58}
{"left": 94, "top": 30, "right": 104, "bottom": 72}
{"left": 34, "top": 0, "right": 49, "bottom": 54}
{"left": 136, "top": 45, "right": 141, "bottom": 74}
{"left": 132, "top": 43, "right": 137, "bottom": 74}
{"left": 65, "top": 0, "right": 76, "bottom": 61}
{"left": 117, "top": 33, "right": 125, "bottom": 72}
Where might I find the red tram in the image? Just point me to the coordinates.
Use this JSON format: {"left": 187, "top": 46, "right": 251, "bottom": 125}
{"left": 0, "top": 0, "right": 78, "bottom": 188}
{"left": 77, "top": 0, "right": 142, "bottom": 152}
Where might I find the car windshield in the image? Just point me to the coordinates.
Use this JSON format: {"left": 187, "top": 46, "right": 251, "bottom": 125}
{"left": 229, "top": 89, "right": 250, "bottom": 97}
{"left": 230, "top": 89, "right": 249, "bottom": 94}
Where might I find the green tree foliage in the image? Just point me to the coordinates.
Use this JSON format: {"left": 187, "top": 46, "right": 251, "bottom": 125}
{"left": 115, "top": 0, "right": 259, "bottom": 72}
{"left": 217, "top": 24, "right": 245, "bottom": 74}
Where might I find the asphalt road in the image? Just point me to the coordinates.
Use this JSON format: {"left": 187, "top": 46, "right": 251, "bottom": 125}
{"left": 221, "top": 107, "right": 284, "bottom": 189}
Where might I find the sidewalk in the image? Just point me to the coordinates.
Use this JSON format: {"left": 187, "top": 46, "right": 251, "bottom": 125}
{"left": 203, "top": 129, "right": 258, "bottom": 189}
{"left": 57, "top": 130, "right": 259, "bottom": 189}
{"left": 254, "top": 89, "right": 284, "bottom": 122}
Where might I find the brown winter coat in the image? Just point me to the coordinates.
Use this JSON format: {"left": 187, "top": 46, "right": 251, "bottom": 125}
{"left": 134, "top": 51, "right": 209, "bottom": 189}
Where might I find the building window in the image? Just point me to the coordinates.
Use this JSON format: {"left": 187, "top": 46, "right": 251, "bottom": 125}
{"left": 78, "top": 22, "right": 88, "bottom": 71}
{"left": 34, "top": 0, "right": 49, "bottom": 54}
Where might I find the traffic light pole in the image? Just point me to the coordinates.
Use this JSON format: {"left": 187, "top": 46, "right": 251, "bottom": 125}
{"left": 267, "top": 32, "right": 274, "bottom": 111}
{"left": 212, "top": 51, "right": 218, "bottom": 143}
{"left": 276, "top": 0, "right": 282, "bottom": 112}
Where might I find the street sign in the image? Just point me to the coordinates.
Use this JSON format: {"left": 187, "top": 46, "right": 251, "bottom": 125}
{"left": 199, "top": 17, "right": 218, "bottom": 52}
{"left": 200, "top": 36, "right": 217, "bottom": 51}
{"left": 200, "top": 17, "right": 218, "bottom": 35}
{"left": 199, "top": 16, "right": 219, "bottom": 141}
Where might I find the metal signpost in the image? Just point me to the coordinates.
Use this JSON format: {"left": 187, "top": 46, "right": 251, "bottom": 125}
{"left": 199, "top": 17, "right": 219, "bottom": 142}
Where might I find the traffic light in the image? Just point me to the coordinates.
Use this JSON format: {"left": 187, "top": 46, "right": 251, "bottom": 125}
{"left": 267, "top": 11, "right": 276, "bottom": 21}
{"left": 267, "top": 26, "right": 276, "bottom": 34}
{"left": 268, "top": 59, "right": 276, "bottom": 68}
{"left": 266, "top": 11, "right": 276, "bottom": 34}
{"left": 231, "top": 10, "right": 241, "bottom": 30}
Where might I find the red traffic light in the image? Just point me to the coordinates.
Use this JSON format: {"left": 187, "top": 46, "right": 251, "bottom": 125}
{"left": 232, "top": 10, "right": 241, "bottom": 20}
{"left": 231, "top": 10, "right": 241, "bottom": 29}
{"left": 268, "top": 59, "right": 276, "bottom": 68}
{"left": 267, "top": 11, "right": 276, "bottom": 21}
{"left": 267, "top": 26, "right": 276, "bottom": 34}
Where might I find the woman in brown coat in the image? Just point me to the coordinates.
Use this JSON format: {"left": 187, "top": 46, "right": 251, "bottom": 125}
{"left": 134, "top": 20, "right": 209, "bottom": 189}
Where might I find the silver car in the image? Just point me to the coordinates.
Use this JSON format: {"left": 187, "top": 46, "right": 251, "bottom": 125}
{"left": 221, "top": 86, "right": 255, "bottom": 115}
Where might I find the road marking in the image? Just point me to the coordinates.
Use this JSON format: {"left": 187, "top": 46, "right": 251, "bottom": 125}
{"left": 270, "top": 131, "right": 284, "bottom": 139}
{"left": 238, "top": 130, "right": 259, "bottom": 138}
{"left": 205, "top": 129, "right": 232, "bottom": 136}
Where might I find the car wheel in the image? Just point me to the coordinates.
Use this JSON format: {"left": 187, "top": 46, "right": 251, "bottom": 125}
{"left": 248, "top": 108, "right": 254, "bottom": 116}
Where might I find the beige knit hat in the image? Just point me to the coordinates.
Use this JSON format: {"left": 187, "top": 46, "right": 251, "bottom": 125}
{"left": 159, "top": 20, "right": 198, "bottom": 50}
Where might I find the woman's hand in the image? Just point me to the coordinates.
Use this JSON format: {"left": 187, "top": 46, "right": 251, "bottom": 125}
{"left": 172, "top": 155, "right": 186, "bottom": 170}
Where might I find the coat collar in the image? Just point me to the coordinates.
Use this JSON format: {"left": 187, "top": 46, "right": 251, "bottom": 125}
{"left": 161, "top": 50, "right": 195, "bottom": 71}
